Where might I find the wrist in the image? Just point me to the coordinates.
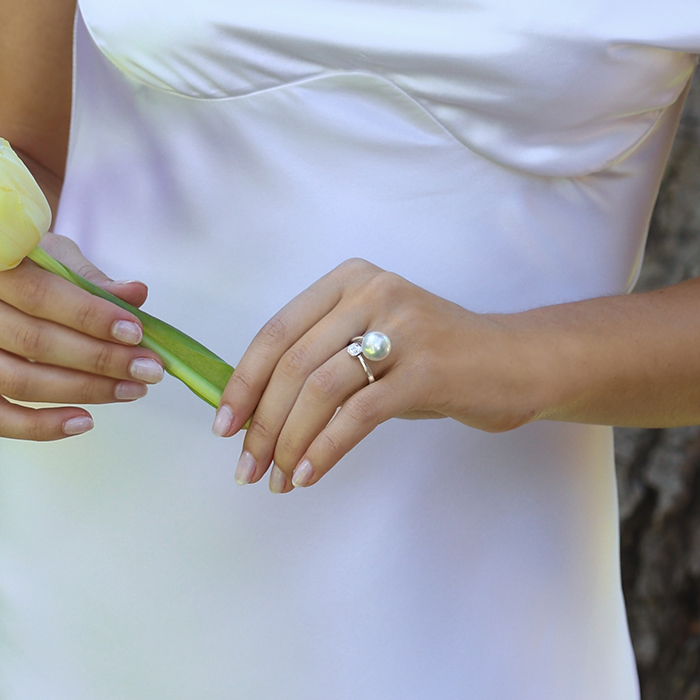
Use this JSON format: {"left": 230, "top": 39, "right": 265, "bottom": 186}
{"left": 485, "top": 308, "right": 583, "bottom": 426}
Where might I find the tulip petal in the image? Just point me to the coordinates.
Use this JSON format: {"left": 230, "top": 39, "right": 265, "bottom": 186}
{"left": 0, "top": 139, "right": 52, "bottom": 270}
{"left": 0, "top": 189, "right": 43, "bottom": 270}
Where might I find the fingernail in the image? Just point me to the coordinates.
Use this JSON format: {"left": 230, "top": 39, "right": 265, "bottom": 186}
{"left": 292, "top": 459, "right": 314, "bottom": 488}
{"left": 115, "top": 381, "right": 149, "bottom": 401}
{"left": 111, "top": 320, "right": 143, "bottom": 345}
{"left": 112, "top": 279, "right": 144, "bottom": 286}
{"left": 212, "top": 405, "right": 234, "bottom": 437}
{"left": 235, "top": 450, "right": 257, "bottom": 485}
{"left": 129, "top": 358, "right": 164, "bottom": 384}
{"left": 63, "top": 416, "right": 94, "bottom": 436}
{"left": 269, "top": 464, "right": 287, "bottom": 494}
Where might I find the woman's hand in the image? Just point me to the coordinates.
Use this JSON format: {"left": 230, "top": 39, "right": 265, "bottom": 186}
{"left": 0, "top": 233, "right": 164, "bottom": 441}
{"left": 214, "top": 258, "right": 544, "bottom": 493}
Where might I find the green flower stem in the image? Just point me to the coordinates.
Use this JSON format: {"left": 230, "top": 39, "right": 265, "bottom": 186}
{"left": 27, "top": 245, "right": 234, "bottom": 410}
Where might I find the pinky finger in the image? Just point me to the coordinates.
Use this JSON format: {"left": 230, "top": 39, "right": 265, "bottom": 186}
{"left": 0, "top": 397, "right": 94, "bottom": 442}
{"left": 290, "top": 379, "right": 402, "bottom": 488}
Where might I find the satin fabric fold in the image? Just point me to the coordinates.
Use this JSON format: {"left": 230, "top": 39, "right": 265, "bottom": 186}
{"left": 80, "top": 0, "right": 697, "bottom": 175}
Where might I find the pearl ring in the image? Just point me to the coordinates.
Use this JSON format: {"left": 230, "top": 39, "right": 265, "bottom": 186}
{"left": 347, "top": 331, "right": 392, "bottom": 385}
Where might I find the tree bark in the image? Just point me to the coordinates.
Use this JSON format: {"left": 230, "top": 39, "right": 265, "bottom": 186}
{"left": 616, "top": 68, "right": 700, "bottom": 700}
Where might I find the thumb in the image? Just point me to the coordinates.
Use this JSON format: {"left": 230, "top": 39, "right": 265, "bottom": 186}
{"left": 40, "top": 232, "right": 149, "bottom": 308}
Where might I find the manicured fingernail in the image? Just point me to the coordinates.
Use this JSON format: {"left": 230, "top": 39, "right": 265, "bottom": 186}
{"left": 235, "top": 451, "right": 257, "bottom": 485}
{"left": 63, "top": 416, "right": 94, "bottom": 436}
{"left": 112, "top": 279, "right": 144, "bottom": 286}
{"left": 292, "top": 459, "right": 314, "bottom": 488}
{"left": 115, "top": 381, "right": 149, "bottom": 401}
{"left": 212, "top": 405, "right": 234, "bottom": 437}
{"left": 129, "top": 358, "right": 164, "bottom": 384}
{"left": 269, "top": 464, "right": 287, "bottom": 494}
{"left": 111, "top": 320, "right": 143, "bottom": 345}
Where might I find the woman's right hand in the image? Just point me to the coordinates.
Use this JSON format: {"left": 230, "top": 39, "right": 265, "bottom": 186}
{"left": 0, "top": 232, "right": 164, "bottom": 441}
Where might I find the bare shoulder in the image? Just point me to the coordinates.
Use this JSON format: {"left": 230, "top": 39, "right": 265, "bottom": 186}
{"left": 0, "top": 0, "right": 77, "bottom": 184}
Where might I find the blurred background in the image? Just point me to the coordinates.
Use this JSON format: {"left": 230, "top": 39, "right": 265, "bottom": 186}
{"left": 616, "top": 68, "right": 700, "bottom": 700}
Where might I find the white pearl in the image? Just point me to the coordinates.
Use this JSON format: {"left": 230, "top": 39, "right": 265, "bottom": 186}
{"left": 361, "top": 331, "right": 391, "bottom": 361}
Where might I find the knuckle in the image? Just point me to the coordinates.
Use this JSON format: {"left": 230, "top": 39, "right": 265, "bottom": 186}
{"left": 230, "top": 369, "right": 256, "bottom": 396}
{"left": 316, "top": 430, "right": 343, "bottom": 460}
{"left": 344, "top": 393, "right": 378, "bottom": 426}
{"left": 273, "top": 433, "right": 298, "bottom": 466}
{"left": 26, "top": 416, "right": 48, "bottom": 442}
{"left": 15, "top": 323, "right": 45, "bottom": 358}
{"left": 76, "top": 376, "right": 98, "bottom": 403}
{"left": 336, "top": 258, "right": 376, "bottom": 285}
{"left": 91, "top": 343, "right": 115, "bottom": 376}
{"left": 278, "top": 344, "right": 311, "bottom": 379}
{"left": 306, "top": 365, "right": 339, "bottom": 402}
{"left": 16, "top": 273, "right": 50, "bottom": 313}
{"left": 247, "top": 416, "right": 275, "bottom": 443}
{"left": 1, "top": 371, "right": 30, "bottom": 400}
{"left": 257, "top": 316, "right": 287, "bottom": 347}
{"left": 337, "top": 257, "right": 369, "bottom": 275}
{"left": 365, "top": 270, "right": 404, "bottom": 302}
{"left": 74, "top": 299, "right": 102, "bottom": 334}
{"left": 333, "top": 258, "right": 374, "bottom": 288}
{"left": 74, "top": 262, "right": 99, "bottom": 280}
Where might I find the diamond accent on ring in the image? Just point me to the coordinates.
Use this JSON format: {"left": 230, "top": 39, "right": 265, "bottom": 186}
{"left": 347, "top": 343, "right": 363, "bottom": 357}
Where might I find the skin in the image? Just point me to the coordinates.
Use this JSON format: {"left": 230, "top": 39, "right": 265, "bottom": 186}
{"left": 4, "top": 0, "right": 700, "bottom": 487}
{"left": 0, "top": 0, "right": 164, "bottom": 441}
{"left": 217, "top": 261, "right": 700, "bottom": 493}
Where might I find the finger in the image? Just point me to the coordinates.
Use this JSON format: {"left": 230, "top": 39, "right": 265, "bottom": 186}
{"left": 41, "top": 233, "right": 149, "bottom": 307}
{"left": 216, "top": 259, "right": 379, "bottom": 437}
{"left": 268, "top": 464, "right": 295, "bottom": 494}
{"left": 0, "top": 260, "right": 145, "bottom": 346}
{"left": 289, "top": 376, "right": 404, "bottom": 488}
{"left": 0, "top": 301, "right": 164, "bottom": 383}
{"left": 0, "top": 396, "right": 94, "bottom": 441}
{"left": 0, "top": 349, "right": 149, "bottom": 404}
{"left": 268, "top": 348, "right": 379, "bottom": 489}
{"left": 234, "top": 308, "right": 365, "bottom": 485}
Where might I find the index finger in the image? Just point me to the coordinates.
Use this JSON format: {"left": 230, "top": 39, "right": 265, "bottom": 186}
{"left": 0, "top": 259, "right": 144, "bottom": 346}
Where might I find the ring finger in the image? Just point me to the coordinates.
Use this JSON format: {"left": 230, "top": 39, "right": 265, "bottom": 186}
{"left": 0, "top": 301, "right": 163, "bottom": 383}
{"left": 0, "top": 348, "right": 149, "bottom": 404}
{"left": 235, "top": 309, "right": 367, "bottom": 485}
{"left": 267, "top": 345, "right": 384, "bottom": 492}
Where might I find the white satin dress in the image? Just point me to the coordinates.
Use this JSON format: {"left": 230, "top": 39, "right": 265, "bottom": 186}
{"left": 0, "top": 1, "right": 698, "bottom": 698}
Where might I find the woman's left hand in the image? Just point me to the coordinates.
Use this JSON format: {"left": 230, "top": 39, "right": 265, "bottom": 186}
{"left": 214, "top": 258, "right": 543, "bottom": 493}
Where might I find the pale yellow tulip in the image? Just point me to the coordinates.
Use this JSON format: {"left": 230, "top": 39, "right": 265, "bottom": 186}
{"left": 0, "top": 138, "right": 52, "bottom": 271}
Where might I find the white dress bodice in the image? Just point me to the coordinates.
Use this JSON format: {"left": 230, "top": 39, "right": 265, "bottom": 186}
{"left": 0, "top": 1, "right": 697, "bottom": 698}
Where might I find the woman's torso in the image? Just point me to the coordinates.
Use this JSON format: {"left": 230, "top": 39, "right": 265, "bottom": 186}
{"left": 0, "top": 1, "right": 697, "bottom": 697}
